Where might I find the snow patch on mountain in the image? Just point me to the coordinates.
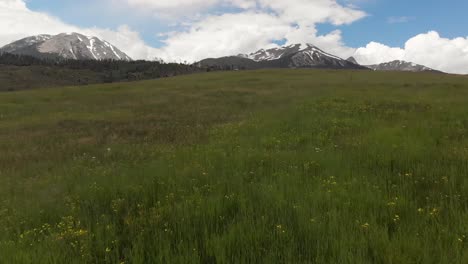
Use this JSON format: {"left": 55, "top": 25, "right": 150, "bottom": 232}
{"left": 201, "top": 43, "right": 366, "bottom": 70}
{"left": 366, "top": 60, "right": 439, "bottom": 72}
{"left": 0, "top": 33, "right": 132, "bottom": 61}
{"left": 240, "top": 43, "right": 345, "bottom": 63}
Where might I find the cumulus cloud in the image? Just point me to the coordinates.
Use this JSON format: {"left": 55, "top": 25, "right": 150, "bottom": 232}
{"left": 0, "top": 0, "right": 365, "bottom": 62}
{"left": 124, "top": 0, "right": 219, "bottom": 18}
{"left": 0, "top": 0, "right": 158, "bottom": 60}
{"left": 353, "top": 42, "right": 405, "bottom": 64}
{"left": 122, "top": 0, "right": 366, "bottom": 24}
{"left": 153, "top": 12, "right": 291, "bottom": 62}
{"left": 2, "top": 0, "right": 468, "bottom": 74}
{"left": 0, "top": 0, "right": 75, "bottom": 45}
{"left": 145, "top": 0, "right": 366, "bottom": 61}
{"left": 354, "top": 31, "right": 468, "bottom": 74}
{"left": 256, "top": 0, "right": 366, "bottom": 25}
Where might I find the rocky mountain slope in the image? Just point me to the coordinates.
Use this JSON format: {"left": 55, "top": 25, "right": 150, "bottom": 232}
{"left": 346, "top": 56, "right": 359, "bottom": 65}
{"left": 366, "top": 60, "right": 440, "bottom": 72}
{"left": 200, "top": 44, "right": 367, "bottom": 70}
{"left": 0, "top": 33, "right": 132, "bottom": 61}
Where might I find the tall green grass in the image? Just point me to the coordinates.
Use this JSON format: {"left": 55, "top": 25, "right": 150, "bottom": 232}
{"left": 1, "top": 70, "right": 468, "bottom": 263}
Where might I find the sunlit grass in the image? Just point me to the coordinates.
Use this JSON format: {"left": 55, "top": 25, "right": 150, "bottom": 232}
{"left": 1, "top": 69, "right": 468, "bottom": 263}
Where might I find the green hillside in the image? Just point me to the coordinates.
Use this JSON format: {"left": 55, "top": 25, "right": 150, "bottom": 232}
{"left": 1, "top": 69, "right": 468, "bottom": 263}
{"left": 0, "top": 64, "right": 102, "bottom": 91}
{"left": 0, "top": 53, "right": 203, "bottom": 91}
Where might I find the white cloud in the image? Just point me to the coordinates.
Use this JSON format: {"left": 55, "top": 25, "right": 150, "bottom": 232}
{"left": 3, "top": 0, "right": 468, "bottom": 74}
{"left": 354, "top": 42, "right": 405, "bottom": 64}
{"left": 0, "top": 0, "right": 365, "bottom": 62}
{"left": 354, "top": 31, "right": 468, "bottom": 74}
{"left": 122, "top": 0, "right": 366, "bottom": 24}
{"left": 0, "top": 0, "right": 157, "bottom": 60}
{"left": 284, "top": 27, "right": 356, "bottom": 59}
{"left": 256, "top": 0, "right": 366, "bottom": 25}
{"left": 153, "top": 12, "right": 290, "bottom": 62}
{"left": 0, "top": 0, "right": 75, "bottom": 45}
{"left": 226, "top": 0, "right": 257, "bottom": 9}
{"left": 90, "top": 26, "right": 160, "bottom": 60}
{"left": 146, "top": 0, "right": 366, "bottom": 61}
{"left": 124, "top": 0, "right": 219, "bottom": 18}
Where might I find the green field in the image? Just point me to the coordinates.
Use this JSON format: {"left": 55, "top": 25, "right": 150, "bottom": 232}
{"left": 1, "top": 69, "right": 468, "bottom": 263}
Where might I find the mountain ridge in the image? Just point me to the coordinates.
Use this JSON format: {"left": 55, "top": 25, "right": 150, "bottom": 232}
{"left": 365, "top": 60, "right": 441, "bottom": 73}
{"left": 200, "top": 43, "right": 367, "bottom": 70}
{"left": 0, "top": 33, "right": 132, "bottom": 61}
{"left": 1, "top": 35, "right": 445, "bottom": 73}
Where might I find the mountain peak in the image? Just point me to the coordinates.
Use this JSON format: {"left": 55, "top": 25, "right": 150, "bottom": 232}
{"left": 239, "top": 43, "right": 341, "bottom": 62}
{"left": 366, "top": 60, "right": 440, "bottom": 72}
{"left": 200, "top": 43, "right": 367, "bottom": 70}
{"left": 346, "top": 56, "right": 359, "bottom": 65}
{"left": 0, "top": 33, "right": 132, "bottom": 61}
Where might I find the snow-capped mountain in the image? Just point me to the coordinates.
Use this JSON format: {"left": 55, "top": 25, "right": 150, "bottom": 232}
{"left": 200, "top": 44, "right": 366, "bottom": 70}
{"left": 346, "top": 56, "right": 359, "bottom": 65}
{"left": 0, "top": 33, "right": 132, "bottom": 61}
{"left": 239, "top": 44, "right": 305, "bottom": 61}
{"left": 366, "top": 60, "right": 440, "bottom": 72}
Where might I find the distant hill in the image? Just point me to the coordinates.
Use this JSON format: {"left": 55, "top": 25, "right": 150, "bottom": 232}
{"left": 366, "top": 60, "right": 442, "bottom": 73}
{"left": 347, "top": 56, "right": 441, "bottom": 73}
{"left": 199, "top": 44, "right": 368, "bottom": 70}
{"left": 0, "top": 53, "right": 203, "bottom": 91}
{"left": 0, "top": 33, "right": 132, "bottom": 61}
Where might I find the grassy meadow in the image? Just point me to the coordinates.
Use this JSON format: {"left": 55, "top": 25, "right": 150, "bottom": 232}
{"left": 1, "top": 69, "right": 468, "bottom": 263}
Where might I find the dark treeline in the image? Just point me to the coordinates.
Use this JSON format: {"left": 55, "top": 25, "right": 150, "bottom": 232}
{"left": 0, "top": 52, "right": 53, "bottom": 66}
{"left": 0, "top": 53, "right": 208, "bottom": 89}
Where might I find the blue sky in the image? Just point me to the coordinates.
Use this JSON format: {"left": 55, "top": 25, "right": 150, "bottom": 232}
{"left": 26, "top": 0, "right": 171, "bottom": 46}
{"left": 336, "top": 0, "right": 468, "bottom": 47}
{"left": 25, "top": 0, "right": 468, "bottom": 49}
{"left": 1, "top": 0, "right": 468, "bottom": 73}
